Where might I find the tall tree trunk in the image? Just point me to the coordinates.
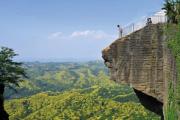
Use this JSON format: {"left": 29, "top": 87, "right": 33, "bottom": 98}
{"left": 0, "top": 83, "right": 9, "bottom": 120}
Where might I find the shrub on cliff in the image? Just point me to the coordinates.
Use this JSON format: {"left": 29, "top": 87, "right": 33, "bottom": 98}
{"left": 165, "top": 20, "right": 180, "bottom": 120}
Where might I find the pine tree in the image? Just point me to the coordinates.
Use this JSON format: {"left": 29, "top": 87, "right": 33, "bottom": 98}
{"left": 0, "top": 47, "right": 26, "bottom": 120}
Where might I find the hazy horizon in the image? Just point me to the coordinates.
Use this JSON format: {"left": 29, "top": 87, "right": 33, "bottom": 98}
{"left": 15, "top": 57, "right": 103, "bottom": 62}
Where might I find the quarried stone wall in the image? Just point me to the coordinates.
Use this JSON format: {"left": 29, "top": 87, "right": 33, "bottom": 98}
{"left": 102, "top": 24, "right": 177, "bottom": 119}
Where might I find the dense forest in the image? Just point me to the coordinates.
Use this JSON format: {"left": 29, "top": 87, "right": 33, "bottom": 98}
{"left": 4, "top": 61, "right": 160, "bottom": 120}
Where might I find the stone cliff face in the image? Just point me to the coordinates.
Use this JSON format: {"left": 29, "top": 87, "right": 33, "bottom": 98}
{"left": 102, "top": 24, "right": 177, "bottom": 119}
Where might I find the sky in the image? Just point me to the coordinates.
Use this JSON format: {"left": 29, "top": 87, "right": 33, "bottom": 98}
{"left": 0, "top": 0, "right": 164, "bottom": 62}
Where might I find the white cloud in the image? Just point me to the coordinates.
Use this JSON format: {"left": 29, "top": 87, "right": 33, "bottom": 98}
{"left": 70, "top": 30, "right": 115, "bottom": 40}
{"left": 48, "top": 32, "right": 63, "bottom": 39}
{"left": 48, "top": 30, "right": 116, "bottom": 40}
{"left": 71, "top": 30, "right": 91, "bottom": 37}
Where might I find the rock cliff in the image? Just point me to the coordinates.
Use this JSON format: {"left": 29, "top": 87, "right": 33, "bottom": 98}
{"left": 102, "top": 24, "right": 177, "bottom": 119}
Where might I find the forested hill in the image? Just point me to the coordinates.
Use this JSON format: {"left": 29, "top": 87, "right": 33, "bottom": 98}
{"left": 4, "top": 61, "right": 160, "bottom": 119}
{"left": 5, "top": 86, "right": 160, "bottom": 120}
{"left": 4, "top": 61, "right": 110, "bottom": 99}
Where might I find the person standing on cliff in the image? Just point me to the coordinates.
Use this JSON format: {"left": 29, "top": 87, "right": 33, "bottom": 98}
{"left": 146, "top": 18, "right": 152, "bottom": 25}
{"left": 117, "top": 25, "right": 123, "bottom": 38}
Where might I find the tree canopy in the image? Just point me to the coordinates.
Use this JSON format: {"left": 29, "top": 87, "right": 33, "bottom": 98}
{"left": 163, "top": 0, "right": 180, "bottom": 23}
{"left": 0, "top": 47, "right": 26, "bottom": 88}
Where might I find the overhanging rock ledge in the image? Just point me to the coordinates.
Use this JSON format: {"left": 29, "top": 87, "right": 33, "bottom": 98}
{"left": 102, "top": 24, "right": 177, "bottom": 119}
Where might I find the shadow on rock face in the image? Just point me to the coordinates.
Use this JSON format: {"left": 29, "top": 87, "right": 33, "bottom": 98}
{"left": 133, "top": 88, "right": 164, "bottom": 120}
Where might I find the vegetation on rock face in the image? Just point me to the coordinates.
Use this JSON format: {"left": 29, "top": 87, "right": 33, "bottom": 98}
{"left": 165, "top": 23, "right": 180, "bottom": 120}
{"left": 4, "top": 62, "right": 160, "bottom": 120}
{"left": 163, "top": 0, "right": 180, "bottom": 119}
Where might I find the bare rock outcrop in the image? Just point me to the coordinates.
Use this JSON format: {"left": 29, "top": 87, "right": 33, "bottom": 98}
{"left": 102, "top": 24, "right": 177, "bottom": 119}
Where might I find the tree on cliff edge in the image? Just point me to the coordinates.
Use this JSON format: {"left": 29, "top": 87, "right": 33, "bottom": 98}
{"left": 0, "top": 47, "right": 26, "bottom": 120}
{"left": 163, "top": 0, "right": 180, "bottom": 23}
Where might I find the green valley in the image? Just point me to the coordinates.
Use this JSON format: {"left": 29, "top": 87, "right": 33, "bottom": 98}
{"left": 4, "top": 61, "right": 160, "bottom": 120}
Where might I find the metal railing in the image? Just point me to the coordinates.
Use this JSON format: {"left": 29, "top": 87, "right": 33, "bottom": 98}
{"left": 119, "top": 10, "right": 167, "bottom": 38}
